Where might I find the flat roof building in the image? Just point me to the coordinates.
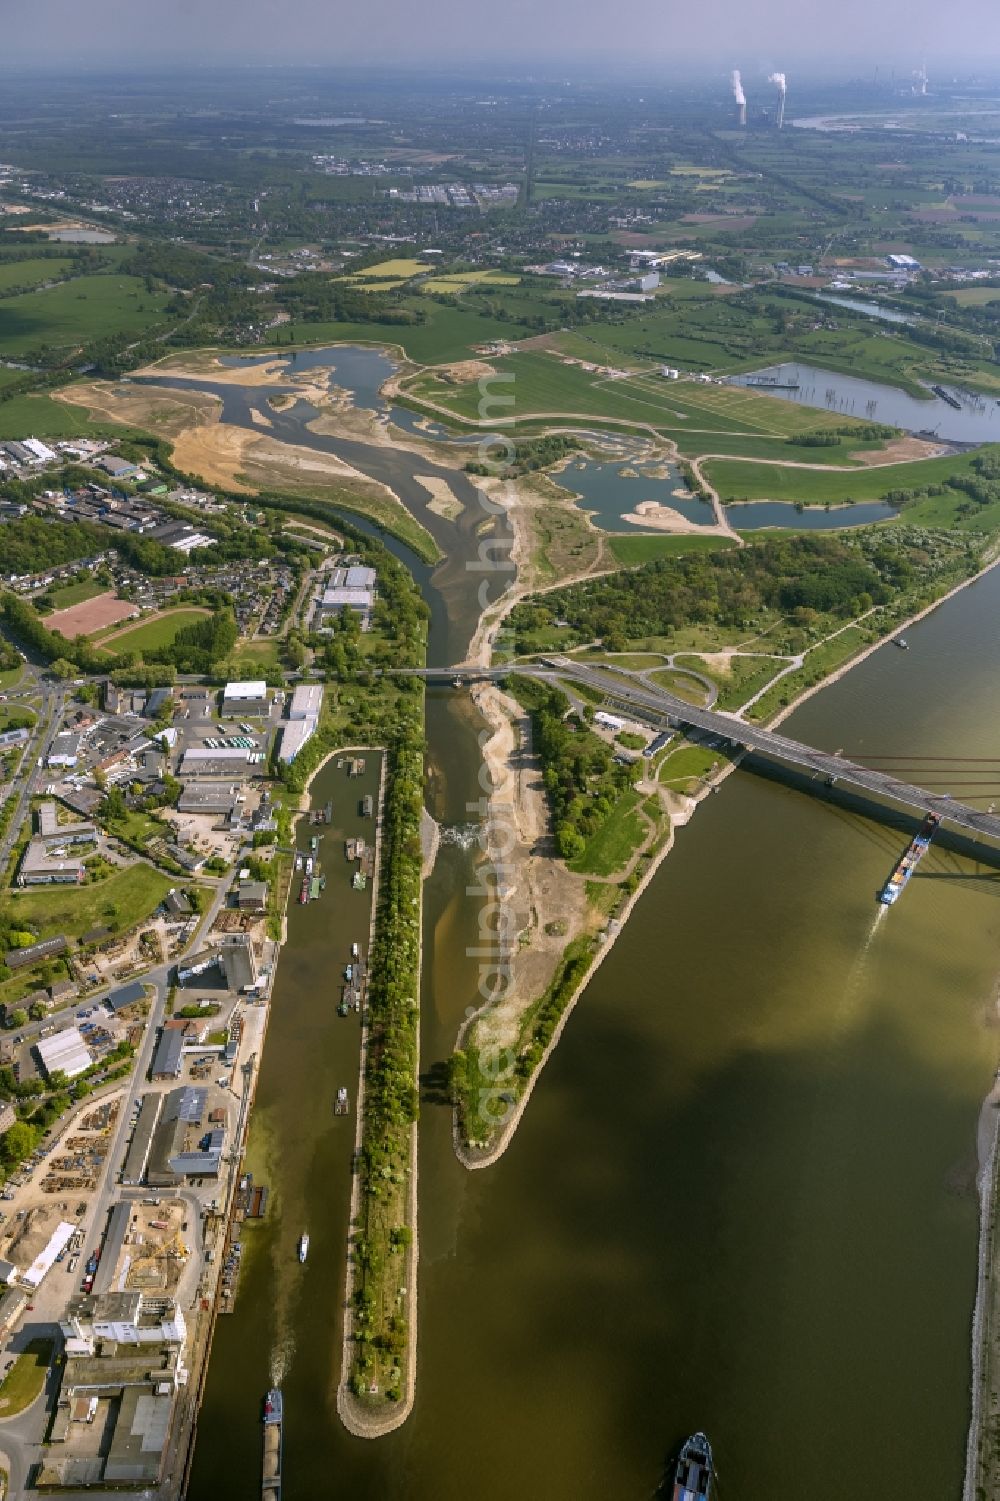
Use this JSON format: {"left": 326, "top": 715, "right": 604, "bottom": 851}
{"left": 289, "top": 683, "right": 323, "bottom": 719}
{"left": 92, "top": 1201, "right": 132, "bottom": 1296}
{"left": 47, "top": 732, "right": 80, "bottom": 768}
{"left": 177, "top": 782, "right": 240, "bottom": 815}
{"left": 180, "top": 747, "right": 250, "bottom": 778}
{"left": 279, "top": 717, "right": 317, "bottom": 764}
{"left": 38, "top": 801, "right": 96, "bottom": 848}
{"left": 18, "top": 840, "right": 85, "bottom": 886}
{"left": 222, "top": 680, "right": 268, "bottom": 713}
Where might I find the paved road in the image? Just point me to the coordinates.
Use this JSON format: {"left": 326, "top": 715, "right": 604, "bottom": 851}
{"left": 0, "top": 685, "right": 64, "bottom": 873}
{"left": 405, "top": 662, "right": 1000, "bottom": 844}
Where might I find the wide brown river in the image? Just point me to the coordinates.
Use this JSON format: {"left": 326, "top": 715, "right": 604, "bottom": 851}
{"left": 184, "top": 351, "right": 1000, "bottom": 1500}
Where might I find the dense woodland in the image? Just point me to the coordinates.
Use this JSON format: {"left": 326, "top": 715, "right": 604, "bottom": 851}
{"left": 510, "top": 535, "right": 893, "bottom": 652}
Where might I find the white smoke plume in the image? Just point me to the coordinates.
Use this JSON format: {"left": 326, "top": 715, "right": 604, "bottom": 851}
{"left": 731, "top": 69, "right": 746, "bottom": 107}
{"left": 768, "top": 71, "right": 787, "bottom": 93}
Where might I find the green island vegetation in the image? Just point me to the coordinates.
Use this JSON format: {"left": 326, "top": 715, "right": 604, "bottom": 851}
{"left": 344, "top": 729, "right": 422, "bottom": 1410}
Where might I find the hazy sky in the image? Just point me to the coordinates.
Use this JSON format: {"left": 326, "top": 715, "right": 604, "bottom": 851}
{"left": 0, "top": 0, "right": 982, "bottom": 69}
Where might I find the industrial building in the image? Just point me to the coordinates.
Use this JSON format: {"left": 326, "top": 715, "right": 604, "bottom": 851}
{"left": 221, "top": 679, "right": 269, "bottom": 715}
{"left": 92, "top": 1202, "right": 132, "bottom": 1296}
{"left": 218, "top": 932, "right": 259, "bottom": 990}
{"left": 21, "top": 1221, "right": 76, "bottom": 1288}
{"left": 289, "top": 683, "right": 323, "bottom": 720}
{"left": 94, "top": 455, "right": 138, "bottom": 478}
{"left": 146, "top": 1087, "right": 220, "bottom": 1187}
{"left": 36, "top": 1027, "right": 92, "bottom": 1081}
{"left": 38, "top": 801, "right": 96, "bottom": 848}
{"left": 316, "top": 564, "right": 377, "bottom": 629}
{"left": 280, "top": 681, "right": 324, "bottom": 764}
{"left": 177, "top": 781, "right": 240, "bottom": 815}
{"left": 279, "top": 681, "right": 324, "bottom": 763}
{"left": 17, "top": 840, "right": 86, "bottom": 886}
{"left": 106, "top": 980, "right": 146, "bottom": 1013}
{"left": 47, "top": 731, "right": 81, "bottom": 768}
{"left": 121, "top": 1095, "right": 162, "bottom": 1185}
{"left": 150, "top": 1028, "right": 184, "bottom": 1081}
{"left": 62, "top": 1290, "right": 186, "bottom": 1350}
{"left": 180, "top": 747, "right": 251, "bottom": 778}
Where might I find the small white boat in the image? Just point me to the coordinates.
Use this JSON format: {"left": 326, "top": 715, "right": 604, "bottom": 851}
{"left": 298, "top": 1233, "right": 309, "bottom": 1264}
{"left": 351, "top": 942, "right": 360, "bottom": 959}
{"left": 294, "top": 853, "right": 303, "bottom": 872}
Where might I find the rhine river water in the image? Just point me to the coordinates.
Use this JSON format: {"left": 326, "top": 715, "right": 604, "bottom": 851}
{"left": 182, "top": 349, "right": 1000, "bottom": 1500}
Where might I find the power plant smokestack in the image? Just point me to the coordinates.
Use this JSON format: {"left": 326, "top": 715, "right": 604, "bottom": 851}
{"left": 768, "top": 71, "right": 787, "bottom": 128}
{"left": 731, "top": 69, "right": 747, "bottom": 127}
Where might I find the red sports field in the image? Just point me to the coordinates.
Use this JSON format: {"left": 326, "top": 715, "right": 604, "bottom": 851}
{"left": 47, "top": 592, "right": 140, "bottom": 639}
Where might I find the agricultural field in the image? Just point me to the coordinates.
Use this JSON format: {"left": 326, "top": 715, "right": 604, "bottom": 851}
{"left": 704, "top": 448, "right": 985, "bottom": 503}
{"left": 0, "top": 257, "right": 76, "bottom": 292}
{"left": 406, "top": 351, "right": 870, "bottom": 438}
{"left": 0, "top": 273, "right": 170, "bottom": 358}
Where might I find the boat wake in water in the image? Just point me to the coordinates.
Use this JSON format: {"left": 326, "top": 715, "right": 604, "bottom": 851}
{"left": 835, "top": 906, "right": 887, "bottom": 1031}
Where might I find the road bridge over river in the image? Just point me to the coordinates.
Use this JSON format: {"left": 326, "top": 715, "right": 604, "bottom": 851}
{"left": 405, "top": 661, "right": 1000, "bottom": 848}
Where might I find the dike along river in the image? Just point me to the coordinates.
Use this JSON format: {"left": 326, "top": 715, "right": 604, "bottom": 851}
{"left": 186, "top": 349, "right": 1000, "bottom": 1500}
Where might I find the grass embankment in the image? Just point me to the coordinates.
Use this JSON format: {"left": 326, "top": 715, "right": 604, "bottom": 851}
{"left": 0, "top": 1339, "right": 52, "bottom": 1417}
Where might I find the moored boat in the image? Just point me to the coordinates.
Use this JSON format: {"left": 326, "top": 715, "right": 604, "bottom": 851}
{"left": 672, "top": 1431, "right": 713, "bottom": 1501}
{"left": 298, "top": 1232, "right": 309, "bottom": 1263}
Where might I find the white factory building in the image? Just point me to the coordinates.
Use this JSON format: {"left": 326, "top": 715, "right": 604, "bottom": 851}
{"left": 280, "top": 683, "right": 324, "bottom": 763}
{"left": 316, "top": 564, "right": 376, "bottom": 630}
{"left": 222, "top": 680, "right": 269, "bottom": 715}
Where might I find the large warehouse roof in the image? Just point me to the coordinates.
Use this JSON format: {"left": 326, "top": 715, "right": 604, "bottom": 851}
{"left": 36, "top": 1027, "right": 91, "bottom": 1081}
{"left": 289, "top": 684, "right": 323, "bottom": 719}
{"left": 223, "top": 680, "right": 267, "bottom": 700}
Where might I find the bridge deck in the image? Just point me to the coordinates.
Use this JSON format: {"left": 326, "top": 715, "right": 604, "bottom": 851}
{"left": 410, "top": 664, "right": 1000, "bottom": 845}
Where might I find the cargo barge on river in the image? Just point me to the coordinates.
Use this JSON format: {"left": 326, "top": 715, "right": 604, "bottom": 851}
{"left": 879, "top": 812, "right": 940, "bottom": 905}
{"left": 262, "top": 1389, "right": 282, "bottom": 1501}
